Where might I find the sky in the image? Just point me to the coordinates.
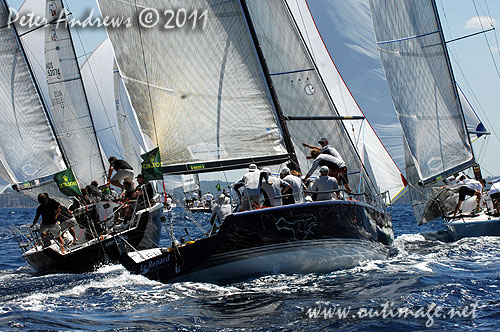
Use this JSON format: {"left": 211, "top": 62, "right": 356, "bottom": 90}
{"left": 4, "top": 0, "right": 500, "bottom": 185}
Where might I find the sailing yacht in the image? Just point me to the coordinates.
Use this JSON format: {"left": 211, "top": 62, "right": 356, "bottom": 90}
{"left": 98, "top": 0, "right": 405, "bottom": 283}
{"left": 3, "top": 0, "right": 162, "bottom": 273}
{"left": 369, "top": 0, "right": 500, "bottom": 241}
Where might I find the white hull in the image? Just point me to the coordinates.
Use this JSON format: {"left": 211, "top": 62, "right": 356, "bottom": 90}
{"left": 446, "top": 213, "right": 500, "bottom": 241}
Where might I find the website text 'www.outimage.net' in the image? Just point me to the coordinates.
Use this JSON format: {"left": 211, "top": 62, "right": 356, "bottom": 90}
{"left": 305, "top": 301, "right": 478, "bottom": 327}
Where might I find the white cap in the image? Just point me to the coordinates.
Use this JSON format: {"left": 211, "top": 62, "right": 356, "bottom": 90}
{"left": 319, "top": 166, "right": 329, "bottom": 174}
{"left": 217, "top": 194, "right": 226, "bottom": 204}
{"left": 280, "top": 167, "right": 290, "bottom": 175}
{"left": 248, "top": 164, "right": 257, "bottom": 172}
{"left": 262, "top": 167, "right": 271, "bottom": 174}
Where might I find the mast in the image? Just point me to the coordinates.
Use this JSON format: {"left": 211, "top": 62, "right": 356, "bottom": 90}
{"left": 238, "top": 0, "right": 300, "bottom": 171}
{"left": 1, "top": 0, "right": 70, "bottom": 169}
{"left": 58, "top": 0, "right": 107, "bottom": 174}
{"left": 430, "top": 0, "right": 479, "bottom": 179}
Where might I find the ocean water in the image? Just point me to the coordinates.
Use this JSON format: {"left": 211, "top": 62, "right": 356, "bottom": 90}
{"left": 1, "top": 206, "right": 499, "bottom": 331}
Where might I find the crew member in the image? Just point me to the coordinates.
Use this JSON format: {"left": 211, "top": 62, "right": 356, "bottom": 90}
{"left": 304, "top": 149, "right": 352, "bottom": 193}
{"left": 310, "top": 166, "right": 339, "bottom": 201}
{"left": 107, "top": 156, "right": 134, "bottom": 190}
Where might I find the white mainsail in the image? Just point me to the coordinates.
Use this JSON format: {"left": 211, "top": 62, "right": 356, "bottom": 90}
{"left": 99, "top": 0, "right": 386, "bottom": 208}
{"left": 369, "top": 0, "right": 476, "bottom": 222}
{"left": 369, "top": 0, "right": 474, "bottom": 185}
{"left": 0, "top": 1, "right": 65, "bottom": 184}
{"left": 45, "top": 0, "right": 107, "bottom": 186}
{"left": 182, "top": 174, "right": 201, "bottom": 194}
{"left": 285, "top": 0, "right": 406, "bottom": 203}
{"left": 0, "top": 0, "right": 73, "bottom": 204}
{"left": 98, "top": 0, "right": 289, "bottom": 173}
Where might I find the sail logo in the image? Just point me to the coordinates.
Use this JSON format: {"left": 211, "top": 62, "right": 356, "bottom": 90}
{"left": 189, "top": 164, "right": 205, "bottom": 171}
{"left": 59, "top": 179, "right": 78, "bottom": 189}
{"left": 50, "top": 29, "right": 58, "bottom": 41}
{"left": 142, "top": 161, "right": 162, "bottom": 170}
{"left": 48, "top": 3, "right": 58, "bottom": 17}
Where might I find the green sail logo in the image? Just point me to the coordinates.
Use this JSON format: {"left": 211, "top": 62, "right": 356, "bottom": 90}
{"left": 141, "top": 147, "right": 163, "bottom": 181}
{"left": 54, "top": 168, "right": 81, "bottom": 197}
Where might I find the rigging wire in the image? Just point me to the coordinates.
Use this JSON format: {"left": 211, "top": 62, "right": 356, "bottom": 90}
{"left": 438, "top": 0, "right": 500, "bottom": 148}
{"left": 471, "top": 0, "right": 500, "bottom": 80}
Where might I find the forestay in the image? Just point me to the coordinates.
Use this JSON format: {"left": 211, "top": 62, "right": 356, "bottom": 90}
{"left": 45, "top": 0, "right": 107, "bottom": 185}
{"left": 369, "top": 0, "right": 474, "bottom": 184}
{"left": 98, "top": 0, "right": 289, "bottom": 174}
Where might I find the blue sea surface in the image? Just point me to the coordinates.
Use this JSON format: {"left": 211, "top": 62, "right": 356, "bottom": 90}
{"left": 0, "top": 205, "right": 499, "bottom": 331}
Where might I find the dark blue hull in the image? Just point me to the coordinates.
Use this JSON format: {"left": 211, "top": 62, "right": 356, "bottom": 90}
{"left": 23, "top": 204, "right": 162, "bottom": 273}
{"left": 119, "top": 200, "right": 393, "bottom": 283}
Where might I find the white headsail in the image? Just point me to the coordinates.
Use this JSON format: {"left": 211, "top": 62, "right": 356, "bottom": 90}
{"left": 80, "top": 38, "right": 124, "bottom": 162}
{"left": 285, "top": 0, "right": 406, "bottom": 203}
{"left": 457, "top": 85, "right": 489, "bottom": 140}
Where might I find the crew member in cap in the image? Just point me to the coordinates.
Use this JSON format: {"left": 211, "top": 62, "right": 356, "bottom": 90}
{"left": 303, "top": 138, "right": 352, "bottom": 193}
{"left": 208, "top": 194, "right": 232, "bottom": 235}
{"left": 310, "top": 166, "right": 339, "bottom": 201}
{"left": 280, "top": 167, "right": 304, "bottom": 204}
{"left": 260, "top": 167, "right": 291, "bottom": 207}
{"left": 135, "top": 173, "right": 154, "bottom": 207}
{"left": 303, "top": 138, "right": 343, "bottom": 160}
{"left": 304, "top": 148, "right": 352, "bottom": 193}
{"left": 233, "top": 164, "right": 269, "bottom": 211}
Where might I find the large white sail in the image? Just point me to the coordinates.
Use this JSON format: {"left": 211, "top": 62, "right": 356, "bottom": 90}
{"left": 16, "top": 0, "right": 50, "bottom": 110}
{"left": 285, "top": 0, "right": 406, "bottom": 202}
{"left": 369, "top": 0, "right": 474, "bottom": 185}
{"left": 99, "top": 0, "right": 386, "bottom": 208}
{"left": 80, "top": 39, "right": 124, "bottom": 162}
{"left": 98, "top": 0, "right": 289, "bottom": 174}
{"left": 243, "top": 0, "right": 383, "bottom": 206}
{"left": 113, "top": 60, "right": 144, "bottom": 171}
{"left": 45, "top": 0, "right": 107, "bottom": 185}
{"left": 0, "top": 1, "right": 65, "bottom": 184}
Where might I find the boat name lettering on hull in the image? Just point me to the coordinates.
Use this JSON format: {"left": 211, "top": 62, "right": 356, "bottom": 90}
{"left": 140, "top": 255, "right": 170, "bottom": 274}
